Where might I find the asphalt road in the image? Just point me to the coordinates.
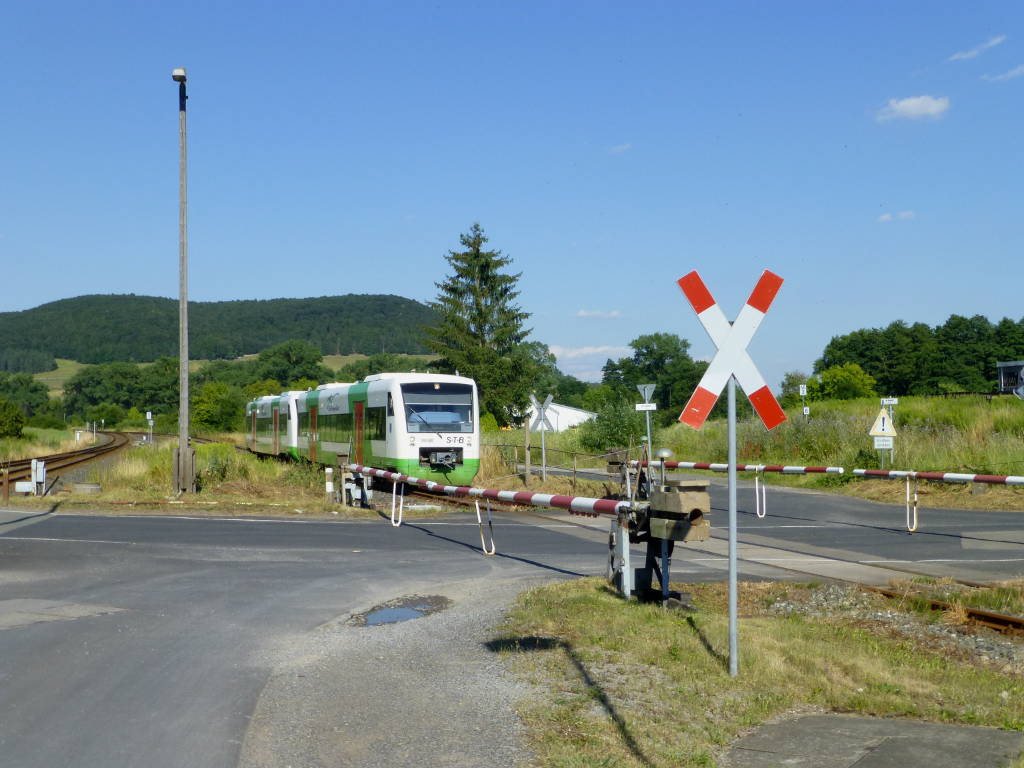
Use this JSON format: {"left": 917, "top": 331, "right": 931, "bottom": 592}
{"left": 0, "top": 481, "right": 1021, "bottom": 767}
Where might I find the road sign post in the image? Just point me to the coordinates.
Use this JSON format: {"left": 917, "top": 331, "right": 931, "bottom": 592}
{"left": 869, "top": 407, "right": 898, "bottom": 468}
{"left": 678, "top": 269, "right": 786, "bottom": 679}
{"left": 530, "top": 394, "right": 554, "bottom": 482}
{"left": 636, "top": 383, "right": 656, "bottom": 496}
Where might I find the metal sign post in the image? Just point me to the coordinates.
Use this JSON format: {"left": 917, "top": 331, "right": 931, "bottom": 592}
{"left": 636, "top": 383, "right": 656, "bottom": 454}
{"left": 529, "top": 394, "right": 554, "bottom": 482}
{"left": 870, "top": 406, "right": 898, "bottom": 469}
{"left": 678, "top": 269, "right": 786, "bottom": 678}
{"left": 636, "top": 383, "right": 657, "bottom": 497}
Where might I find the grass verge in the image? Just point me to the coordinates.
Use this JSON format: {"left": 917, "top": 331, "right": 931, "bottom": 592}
{"left": 492, "top": 578, "right": 1024, "bottom": 768}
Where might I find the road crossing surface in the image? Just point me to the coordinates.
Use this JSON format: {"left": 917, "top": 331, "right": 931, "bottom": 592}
{"left": 1, "top": 484, "right": 1021, "bottom": 767}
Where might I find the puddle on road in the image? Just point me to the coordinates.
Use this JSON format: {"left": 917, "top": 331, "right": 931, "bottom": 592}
{"left": 348, "top": 594, "right": 452, "bottom": 627}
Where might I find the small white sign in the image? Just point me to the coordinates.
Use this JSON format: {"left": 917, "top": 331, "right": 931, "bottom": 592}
{"left": 635, "top": 403, "right": 657, "bottom": 411}
{"left": 147, "top": 419, "right": 154, "bottom": 427}
{"left": 802, "top": 406, "right": 810, "bottom": 416}
{"left": 880, "top": 398, "right": 898, "bottom": 406}
{"left": 146, "top": 411, "right": 152, "bottom": 420}
{"left": 874, "top": 436, "right": 894, "bottom": 450}
{"left": 799, "top": 384, "right": 807, "bottom": 397}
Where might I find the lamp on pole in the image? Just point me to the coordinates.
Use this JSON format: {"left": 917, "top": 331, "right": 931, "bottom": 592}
{"left": 172, "top": 67, "right": 195, "bottom": 492}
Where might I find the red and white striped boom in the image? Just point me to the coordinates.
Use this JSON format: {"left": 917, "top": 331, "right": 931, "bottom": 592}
{"left": 345, "top": 464, "right": 631, "bottom": 517}
{"left": 853, "top": 469, "right": 1024, "bottom": 486}
{"left": 633, "top": 460, "right": 843, "bottom": 475}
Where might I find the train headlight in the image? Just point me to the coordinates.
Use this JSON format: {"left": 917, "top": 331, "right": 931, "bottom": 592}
{"left": 409, "top": 437, "right": 415, "bottom": 445}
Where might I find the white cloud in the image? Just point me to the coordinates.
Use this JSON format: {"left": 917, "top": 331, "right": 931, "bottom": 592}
{"left": 608, "top": 143, "right": 632, "bottom": 154}
{"left": 549, "top": 344, "right": 631, "bottom": 360}
{"left": 876, "top": 95, "right": 950, "bottom": 121}
{"left": 983, "top": 64, "right": 1024, "bottom": 81}
{"left": 576, "top": 309, "right": 621, "bottom": 319}
{"left": 877, "top": 211, "right": 914, "bottom": 223}
{"left": 949, "top": 35, "right": 1006, "bottom": 61}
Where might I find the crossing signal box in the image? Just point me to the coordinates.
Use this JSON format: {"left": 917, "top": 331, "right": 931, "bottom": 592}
{"left": 639, "top": 480, "right": 711, "bottom": 543}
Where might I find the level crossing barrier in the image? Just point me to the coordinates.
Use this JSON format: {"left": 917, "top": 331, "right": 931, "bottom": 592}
{"left": 631, "top": 460, "right": 845, "bottom": 519}
{"left": 853, "top": 468, "right": 1024, "bottom": 532}
{"left": 343, "top": 462, "right": 704, "bottom": 601}
{"left": 345, "top": 463, "right": 632, "bottom": 518}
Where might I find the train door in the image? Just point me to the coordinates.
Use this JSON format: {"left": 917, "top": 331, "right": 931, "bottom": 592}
{"left": 354, "top": 401, "right": 364, "bottom": 464}
{"left": 250, "top": 411, "right": 257, "bottom": 449}
{"left": 273, "top": 409, "right": 280, "bottom": 454}
{"left": 310, "top": 406, "right": 318, "bottom": 462}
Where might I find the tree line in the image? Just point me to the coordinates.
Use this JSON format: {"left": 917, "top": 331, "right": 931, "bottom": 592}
{"left": 0, "top": 294, "right": 436, "bottom": 369}
{"left": 812, "top": 316, "right": 1024, "bottom": 396}
{"left": 2, "top": 223, "right": 1020, "bottom": 444}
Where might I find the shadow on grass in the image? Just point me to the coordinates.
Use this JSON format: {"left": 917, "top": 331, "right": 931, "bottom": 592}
{"left": 685, "top": 615, "right": 729, "bottom": 671}
{"left": 486, "top": 635, "right": 656, "bottom": 768}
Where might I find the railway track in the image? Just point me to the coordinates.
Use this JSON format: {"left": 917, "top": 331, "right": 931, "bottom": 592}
{"left": 1, "top": 431, "right": 132, "bottom": 488}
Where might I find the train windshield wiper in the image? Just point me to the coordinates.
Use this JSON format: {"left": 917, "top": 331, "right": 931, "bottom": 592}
{"left": 408, "top": 408, "right": 442, "bottom": 439}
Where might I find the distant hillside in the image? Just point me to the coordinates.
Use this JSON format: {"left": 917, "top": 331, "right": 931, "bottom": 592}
{"left": 0, "top": 294, "right": 438, "bottom": 365}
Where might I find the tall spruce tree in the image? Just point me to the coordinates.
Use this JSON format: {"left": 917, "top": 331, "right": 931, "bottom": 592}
{"left": 424, "top": 224, "right": 532, "bottom": 425}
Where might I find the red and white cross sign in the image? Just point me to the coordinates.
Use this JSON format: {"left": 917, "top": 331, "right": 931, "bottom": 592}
{"left": 677, "top": 270, "right": 787, "bottom": 431}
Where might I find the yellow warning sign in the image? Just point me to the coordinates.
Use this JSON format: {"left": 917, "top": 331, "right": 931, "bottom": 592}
{"left": 869, "top": 408, "right": 897, "bottom": 437}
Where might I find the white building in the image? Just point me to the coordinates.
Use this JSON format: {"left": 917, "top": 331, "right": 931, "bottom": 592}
{"left": 524, "top": 401, "right": 597, "bottom": 432}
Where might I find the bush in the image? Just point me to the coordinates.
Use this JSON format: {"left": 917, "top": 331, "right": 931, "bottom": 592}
{"left": 578, "top": 399, "right": 645, "bottom": 452}
{"left": 27, "top": 414, "right": 64, "bottom": 429}
{"left": 0, "top": 398, "right": 26, "bottom": 438}
{"left": 86, "top": 403, "right": 127, "bottom": 429}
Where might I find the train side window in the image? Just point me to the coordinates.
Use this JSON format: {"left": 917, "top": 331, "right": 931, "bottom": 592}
{"left": 387, "top": 392, "right": 394, "bottom": 416}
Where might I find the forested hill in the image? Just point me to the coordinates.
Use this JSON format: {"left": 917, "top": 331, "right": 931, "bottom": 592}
{"left": 0, "top": 294, "right": 438, "bottom": 367}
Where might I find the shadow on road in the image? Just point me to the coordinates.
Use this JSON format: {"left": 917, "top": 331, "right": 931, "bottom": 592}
{"left": 0, "top": 501, "right": 63, "bottom": 531}
{"left": 389, "top": 516, "right": 588, "bottom": 577}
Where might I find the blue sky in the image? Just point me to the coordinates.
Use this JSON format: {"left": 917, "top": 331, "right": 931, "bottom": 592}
{"left": 2, "top": 1, "right": 1021, "bottom": 391}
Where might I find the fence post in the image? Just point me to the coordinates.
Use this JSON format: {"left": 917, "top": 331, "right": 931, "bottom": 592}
{"left": 572, "top": 454, "right": 577, "bottom": 493}
{"left": 2, "top": 469, "right": 8, "bottom": 504}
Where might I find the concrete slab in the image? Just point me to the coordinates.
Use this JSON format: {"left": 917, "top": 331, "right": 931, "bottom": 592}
{"left": 722, "top": 715, "right": 1024, "bottom": 768}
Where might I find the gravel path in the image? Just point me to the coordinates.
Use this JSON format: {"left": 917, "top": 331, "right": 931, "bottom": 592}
{"left": 239, "top": 573, "right": 555, "bottom": 768}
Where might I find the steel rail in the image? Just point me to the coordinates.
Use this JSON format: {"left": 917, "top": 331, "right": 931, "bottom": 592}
{"left": 1, "top": 431, "right": 132, "bottom": 485}
{"left": 864, "top": 585, "right": 1024, "bottom": 634}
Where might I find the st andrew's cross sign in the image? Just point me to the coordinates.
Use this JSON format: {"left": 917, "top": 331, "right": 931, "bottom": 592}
{"left": 677, "top": 270, "right": 787, "bottom": 431}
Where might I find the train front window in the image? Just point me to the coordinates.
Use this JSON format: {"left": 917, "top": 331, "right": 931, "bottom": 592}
{"left": 401, "top": 383, "right": 474, "bottom": 433}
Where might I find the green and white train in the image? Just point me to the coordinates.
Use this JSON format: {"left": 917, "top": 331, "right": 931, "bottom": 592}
{"left": 245, "top": 373, "right": 480, "bottom": 486}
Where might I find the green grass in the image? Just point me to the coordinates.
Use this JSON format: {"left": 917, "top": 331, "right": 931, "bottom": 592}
{"left": 7, "top": 441, "right": 404, "bottom": 518}
{"left": 486, "top": 394, "right": 1024, "bottom": 511}
{"left": 0, "top": 428, "right": 89, "bottom": 463}
{"left": 33, "top": 359, "right": 89, "bottom": 396}
{"left": 493, "top": 578, "right": 1024, "bottom": 767}
{"left": 33, "top": 358, "right": 214, "bottom": 396}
